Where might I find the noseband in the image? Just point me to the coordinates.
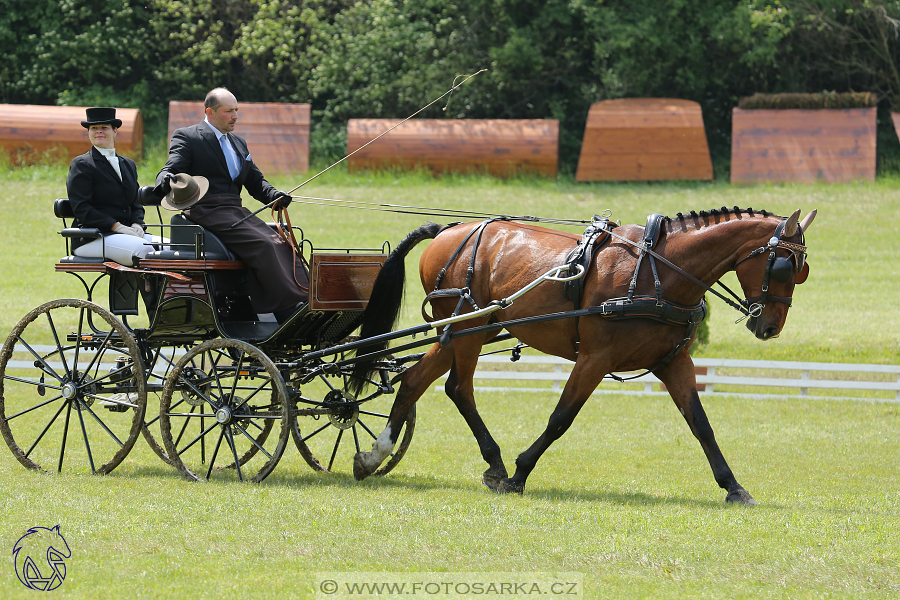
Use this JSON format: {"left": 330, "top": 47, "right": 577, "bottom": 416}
{"left": 731, "top": 219, "right": 808, "bottom": 317}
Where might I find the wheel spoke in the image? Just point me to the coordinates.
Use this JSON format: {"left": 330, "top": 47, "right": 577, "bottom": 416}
{"left": 301, "top": 421, "right": 331, "bottom": 442}
{"left": 356, "top": 417, "right": 378, "bottom": 441}
{"left": 352, "top": 425, "right": 360, "bottom": 454}
{"left": 328, "top": 429, "right": 344, "bottom": 471}
{"left": 58, "top": 401, "right": 73, "bottom": 473}
{"left": 173, "top": 406, "right": 196, "bottom": 447}
{"left": 78, "top": 401, "right": 124, "bottom": 448}
{"left": 224, "top": 428, "right": 243, "bottom": 482}
{"left": 75, "top": 400, "right": 97, "bottom": 473}
{"left": 45, "top": 311, "right": 70, "bottom": 375}
{"left": 176, "top": 418, "right": 221, "bottom": 456}
{"left": 6, "top": 394, "right": 63, "bottom": 421}
{"left": 358, "top": 409, "right": 390, "bottom": 419}
{"left": 204, "top": 427, "right": 226, "bottom": 480}
{"left": 232, "top": 421, "right": 273, "bottom": 461}
{"left": 16, "top": 337, "right": 64, "bottom": 383}
{"left": 25, "top": 400, "right": 69, "bottom": 459}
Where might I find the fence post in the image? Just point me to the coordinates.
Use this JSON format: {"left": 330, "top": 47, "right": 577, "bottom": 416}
{"left": 801, "top": 370, "right": 810, "bottom": 396}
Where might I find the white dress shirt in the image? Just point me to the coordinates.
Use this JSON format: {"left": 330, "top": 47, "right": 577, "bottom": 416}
{"left": 94, "top": 145, "right": 122, "bottom": 180}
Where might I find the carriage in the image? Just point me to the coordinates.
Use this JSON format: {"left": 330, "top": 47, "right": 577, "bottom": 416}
{"left": 0, "top": 189, "right": 420, "bottom": 482}
{"left": 0, "top": 187, "right": 815, "bottom": 504}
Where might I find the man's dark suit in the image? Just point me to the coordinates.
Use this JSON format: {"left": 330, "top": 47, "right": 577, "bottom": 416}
{"left": 67, "top": 146, "right": 141, "bottom": 249}
{"left": 155, "top": 121, "right": 307, "bottom": 314}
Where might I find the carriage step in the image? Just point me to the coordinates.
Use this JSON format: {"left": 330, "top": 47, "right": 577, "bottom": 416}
{"left": 100, "top": 394, "right": 138, "bottom": 412}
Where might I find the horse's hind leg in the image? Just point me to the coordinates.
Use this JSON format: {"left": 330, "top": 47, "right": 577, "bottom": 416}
{"left": 655, "top": 354, "right": 757, "bottom": 506}
{"left": 443, "top": 340, "right": 507, "bottom": 487}
{"left": 494, "top": 356, "right": 607, "bottom": 494}
{"left": 353, "top": 341, "right": 454, "bottom": 480}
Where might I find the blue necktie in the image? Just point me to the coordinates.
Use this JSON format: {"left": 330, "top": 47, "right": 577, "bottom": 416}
{"left": 220, "top": 135, "right": 239, "bottom": 180}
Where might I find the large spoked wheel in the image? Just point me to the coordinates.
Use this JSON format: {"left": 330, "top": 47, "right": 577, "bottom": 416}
{"left": 0, "top": 299, "right": 146, "bottom": 474}
{"left": 159, "top": 339, "right": 289, "bottom": 482}
{"left": 291, "top": 365, "right": 415, "bottom": 476}
{"left": 139, "top": 345, "right": 185, "bottom": 467}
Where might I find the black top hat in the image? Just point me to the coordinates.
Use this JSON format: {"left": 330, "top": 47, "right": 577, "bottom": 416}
{"left": 81, "top": 107, "right": 122, "bottom": 129}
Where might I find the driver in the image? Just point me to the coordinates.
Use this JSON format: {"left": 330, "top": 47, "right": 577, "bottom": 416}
{"left": 155, "top": 87, "right": 308, "bottom": 321}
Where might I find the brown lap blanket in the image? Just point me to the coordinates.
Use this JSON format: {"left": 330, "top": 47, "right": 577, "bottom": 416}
{"left": 185, "top": 193, "right": 308, "bottom": 313}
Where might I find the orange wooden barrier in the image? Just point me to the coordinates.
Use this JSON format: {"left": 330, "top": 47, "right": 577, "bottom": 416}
{"left": 731, "top": 108, "right": 876, "bottom": 184}
{"left": 0, "top": 104, "right": 143, "bottom": 164}
{"left": 575, "top": 99, "right": 713, "bottom": 182}
{"left": 892, "top": 113, "right": 900, "bottom": 144}
{"left": 167, "top": 101, "right": 310, "bottom": 175}
{"left": 346, "top": 119, "right": 558, "bottom": 178}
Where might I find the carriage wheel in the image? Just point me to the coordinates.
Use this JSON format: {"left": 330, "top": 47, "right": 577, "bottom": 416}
{"left": 159, "top": 339, "right": 288, "bottom": 482}
{"left": 291, "top": 369, "right": 415, "bottom": 476}
{"left": 138, "top": 345, "right": 185, "bottom": 467}
{"left": 0, "top": 299, "right": 146, "bottom": 474}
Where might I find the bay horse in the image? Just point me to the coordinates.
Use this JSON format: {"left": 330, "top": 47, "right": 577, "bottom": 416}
{"left": 350, "top": 207, "right": 815, "bottom": 505}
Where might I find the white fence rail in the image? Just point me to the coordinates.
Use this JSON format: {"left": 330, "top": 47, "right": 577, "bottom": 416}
{"left": 437, "top": 355, "right": 900, "bottom": 402}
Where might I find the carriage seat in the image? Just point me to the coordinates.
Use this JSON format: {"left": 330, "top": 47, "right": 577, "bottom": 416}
{"left": 143, "top": 213, "right": 238, "bottom": 261}
{"left": 54, "top": 198, "right": 106, "bottom": 264}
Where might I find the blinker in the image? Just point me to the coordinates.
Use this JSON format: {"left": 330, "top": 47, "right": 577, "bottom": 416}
{"left": 770, "top": 256, "right": 794, "bottom": 283}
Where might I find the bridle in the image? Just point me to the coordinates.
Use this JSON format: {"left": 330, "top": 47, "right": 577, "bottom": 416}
{"left": 730, "top": 219, "right": 808, "bottom": 318}
{"left": 598, "top": 215, "right": 808, "bottom": 322}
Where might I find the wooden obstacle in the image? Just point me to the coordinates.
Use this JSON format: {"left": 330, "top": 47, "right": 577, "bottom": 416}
{"left": 346, "top": 119, "right": 558, "bottom": 178}
{"left": 575, "top": 98, "right": 713, "bottom": 182}
{"left": 167, "top": 101, "right": 310, "bottom": 174}
{"left": 0, "top": 104, "right": 143, "bottom": 164}
{"left": 892, "top": 113, "right": 900, "bottom": 144}
{"left": 731, "top": 108, "right": 877, "bottom": 184}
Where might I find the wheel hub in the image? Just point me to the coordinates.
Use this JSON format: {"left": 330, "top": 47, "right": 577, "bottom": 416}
{"left": 215, "top": 406, "right": 232, "bottom": 424}
{"left": 61, "top": 382, "right": 77, "bottom": 400}
{"left": 323, "top": 389, "right": 359, "bottom": 430}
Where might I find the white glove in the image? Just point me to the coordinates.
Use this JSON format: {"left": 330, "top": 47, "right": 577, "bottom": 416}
{"left": 113, "top": 223, "right": 144, "bottom": 238}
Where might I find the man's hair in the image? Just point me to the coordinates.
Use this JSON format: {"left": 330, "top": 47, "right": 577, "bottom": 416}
{"left": 204, "top": 87, "right": 231, "bottom": 111}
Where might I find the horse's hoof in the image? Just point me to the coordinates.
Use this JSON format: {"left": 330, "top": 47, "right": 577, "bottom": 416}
{"left": 492, "top": 479, "right": 524, "bottom": 495}
{"left": 481, "top": 467, "right": 509, "bottom": 491}
{"left": 726, "top": 488, "right": 758, "bottom": 506}
{"left": 353, "top": 452, "right": 373, "bottom": 481}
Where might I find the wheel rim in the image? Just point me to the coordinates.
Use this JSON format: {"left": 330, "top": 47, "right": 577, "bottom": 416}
{"left": 0, "top": 299, "right": 146, "bottom": 474}
{"left": 139, "top": 345, "right": 185, "bottom": 467}
{"left": 158, "top": 339, "right": 288, "bottom": 482}
{"left": 291, "top": 363, "right": 415, "bottom": 476}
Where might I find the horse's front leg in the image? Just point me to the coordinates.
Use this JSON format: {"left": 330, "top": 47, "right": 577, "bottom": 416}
{"left": 353, "top": 341, "right": 454, "bottom": 480}
{"left": 655, "top": 353, "right": 757, "bottom": 506}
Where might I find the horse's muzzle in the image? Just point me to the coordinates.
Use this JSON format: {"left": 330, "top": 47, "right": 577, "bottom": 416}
{"left": 745, "top": 316, "right": 780, "bottom": 340}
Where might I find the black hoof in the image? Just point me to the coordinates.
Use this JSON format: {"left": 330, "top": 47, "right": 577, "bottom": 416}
{"left": 481, "top": 467, "right": 509, "bottom": 491}
{"left": 491, "top": 478, "right": 524, "bottom": 495}
{"left": 726, "top": 488, "right": 758, "bottom": 506}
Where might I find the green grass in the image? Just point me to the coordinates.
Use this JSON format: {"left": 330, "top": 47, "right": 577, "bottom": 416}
{"left": 1, "top": 164, "right": 899, "bottom": 598}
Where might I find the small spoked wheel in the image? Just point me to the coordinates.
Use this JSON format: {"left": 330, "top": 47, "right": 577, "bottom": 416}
{"left": 0, "top": 299, "right": 146, "bottom": 474}
{"left": 158, "top": 339, "right": 289, "bottom": 482}
{"left": 292, "top": 367, "right": 415, "bottom": 476}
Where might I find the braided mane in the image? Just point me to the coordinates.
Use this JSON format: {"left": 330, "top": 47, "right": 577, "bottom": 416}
{"left": 664, "top": 206, "right": 783, "bottom": 223}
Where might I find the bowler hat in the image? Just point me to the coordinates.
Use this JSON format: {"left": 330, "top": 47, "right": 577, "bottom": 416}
{"left": 162, "top": 174, "right": 210, "bottom": 211}
{"left": 81, "top": 107, "right": 123, "bottom": 129}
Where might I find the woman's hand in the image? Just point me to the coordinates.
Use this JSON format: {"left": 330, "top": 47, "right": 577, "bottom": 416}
{"left": 113, "top": 222, "right": 144, "bottom": 237}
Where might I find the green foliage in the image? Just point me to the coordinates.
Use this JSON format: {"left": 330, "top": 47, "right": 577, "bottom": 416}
{"left": 2, "top": 0, "right": 899, "bottom": 172}
{"left": 739, "top": 91, "right": 878, "bottom": 108}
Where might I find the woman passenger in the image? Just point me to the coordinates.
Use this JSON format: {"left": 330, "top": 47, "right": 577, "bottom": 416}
{"left": 66, "top": 107, "right": 159, "bottom": 266}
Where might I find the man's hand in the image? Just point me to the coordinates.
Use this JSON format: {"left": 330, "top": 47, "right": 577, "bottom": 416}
{"left": 274, "top": 192, "right": 292, "bottom": 210}
{"left": 154, "top": 173, "right": 176, "bottom": 197}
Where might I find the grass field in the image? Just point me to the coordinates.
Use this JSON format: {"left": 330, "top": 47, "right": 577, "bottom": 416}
{"left": 0, "top": 160, "right": 898, "bottom": 599}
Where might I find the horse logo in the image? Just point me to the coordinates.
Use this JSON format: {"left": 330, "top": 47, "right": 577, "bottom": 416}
{"left": 12, "top": 525, "right": 71, "bottom": 591}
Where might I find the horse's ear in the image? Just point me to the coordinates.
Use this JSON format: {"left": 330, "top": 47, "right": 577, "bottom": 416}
{"left": 799, "top": 209, "right": 817, "bottom": 233}
{"left": 783, "top": 209, "right": 801, "bottom": 237}
{"left": 795, "top": 261, "right": 810, "bottom": 284}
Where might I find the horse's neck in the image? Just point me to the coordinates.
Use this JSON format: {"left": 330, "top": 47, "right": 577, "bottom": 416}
{"left": 660, "top": 216, "right": 775, "bottom": 302}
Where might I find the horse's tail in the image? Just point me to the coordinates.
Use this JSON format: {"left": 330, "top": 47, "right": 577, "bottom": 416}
{"left": 348, "top": 222, "right": 444, "bottom": 396}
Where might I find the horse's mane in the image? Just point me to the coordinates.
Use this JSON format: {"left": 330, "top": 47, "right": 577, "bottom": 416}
{"left": 664, "top": 206, "right": 783, "bottom": 224}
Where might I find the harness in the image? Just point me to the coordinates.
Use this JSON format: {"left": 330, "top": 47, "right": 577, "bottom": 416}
{"left": 421, "top": 212, "right": 807, "bottom": 373}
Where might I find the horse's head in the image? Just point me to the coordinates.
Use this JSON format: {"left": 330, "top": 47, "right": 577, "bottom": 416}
{"left": 734, "top": 209, "right": 815, "bottom": 340}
